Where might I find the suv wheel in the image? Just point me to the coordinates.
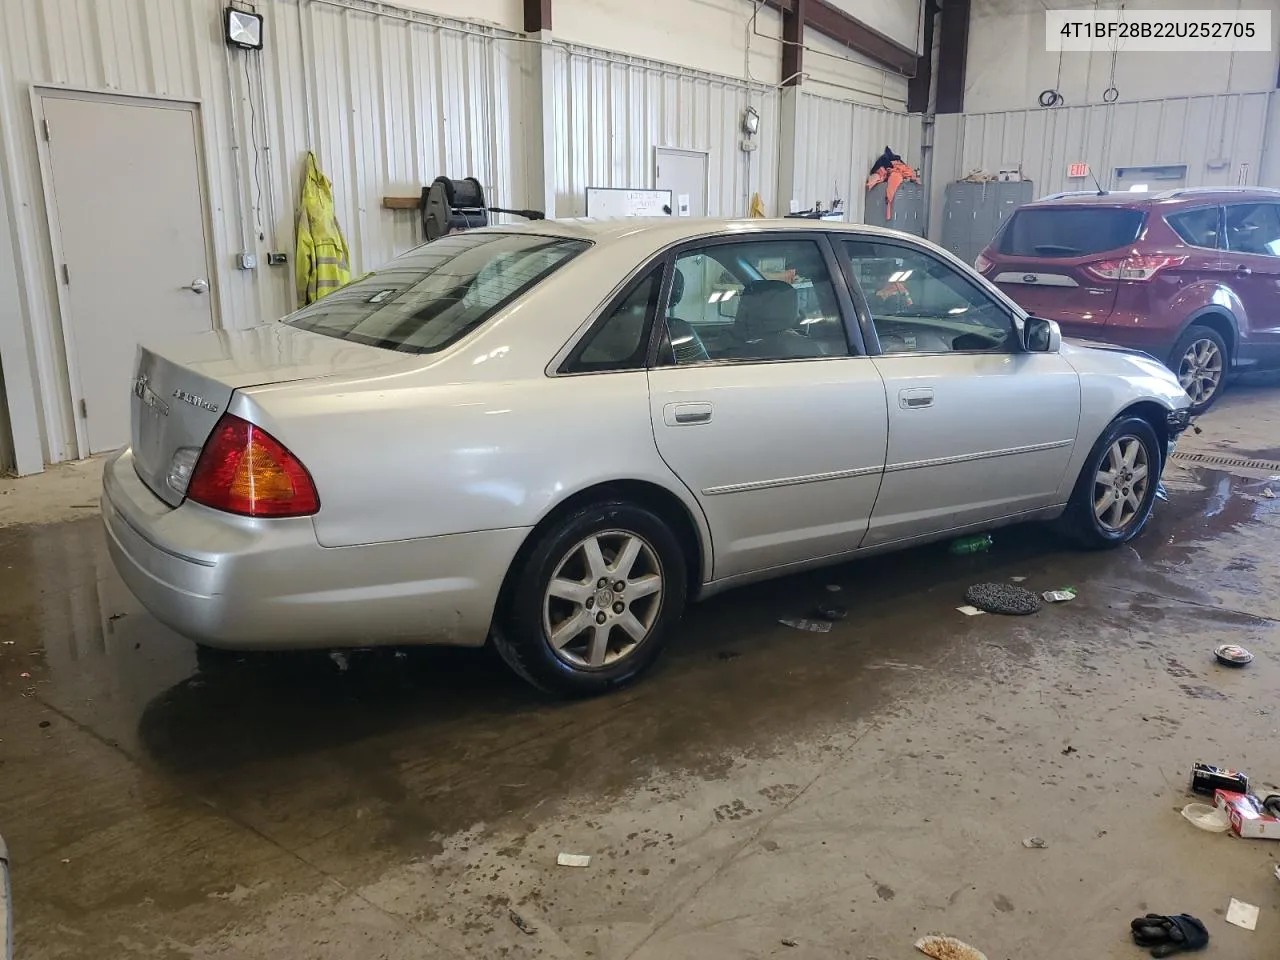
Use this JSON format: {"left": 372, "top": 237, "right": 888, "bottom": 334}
{"left": 1170, "top": 324, "right": 1227, "bottom": 414}
{"left": 493, "top": 500, "right": 687, "bottom": 696}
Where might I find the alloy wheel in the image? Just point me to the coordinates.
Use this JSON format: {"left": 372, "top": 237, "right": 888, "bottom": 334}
{"left": 1177, "top": 338, "right": 1223, "bottom": 406}
{"left": 1094, "top": 435, "right": 1151, "bottom": 532}
{"left": 542, "top": 530, "right": 664, "bottom": 669}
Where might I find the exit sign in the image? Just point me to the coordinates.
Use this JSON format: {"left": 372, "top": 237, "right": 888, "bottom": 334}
{"left": 1067, "top": 162, "right": 1090, "bottom": 178}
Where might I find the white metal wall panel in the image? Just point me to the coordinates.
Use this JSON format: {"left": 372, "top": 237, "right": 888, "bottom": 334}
{"left": 551, "top": 44, "right": 780, "bottom": 219}
{"left": 792, "top": 94, "right": 916, "bottom": 223}
{"left": 0, "top": 0, "right": 528, "bottom": 463}
{"left": 940, "top": 93, "right": 1276, "bottom": 199}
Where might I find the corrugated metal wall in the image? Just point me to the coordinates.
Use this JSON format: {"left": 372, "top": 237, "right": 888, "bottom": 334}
{"left": 551, "top": 44, "right": 780, "bottom": 218}
{"left": 0, "top": 0, "right": 529, "bottom": 463}
{"left": 793, "top": 93, "right": 916, "bottom": 222}
{"left": 935, "top": 92, "right": 1276, "bottom": 199}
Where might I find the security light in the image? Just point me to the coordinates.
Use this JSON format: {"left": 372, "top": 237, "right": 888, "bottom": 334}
{"left": 742, "top": 106, "right": 760, "bottom": 137}
{"left": 224, "top": 7, "right": 263, "bottom": 50}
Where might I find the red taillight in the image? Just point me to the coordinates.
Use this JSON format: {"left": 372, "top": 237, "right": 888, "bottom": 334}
{"left": 974, "top": 251, "right": 993, "bottom": 274}
{"left": 1085, "top": 254, "right": 1187, "bottom": 282}
{"left": 187, "top": 414, "right": 319, "bottom": 518}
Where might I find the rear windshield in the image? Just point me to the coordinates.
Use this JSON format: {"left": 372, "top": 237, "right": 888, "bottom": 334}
{"left": 285, "top": 232, "right": 589, "bottom": 353}
{"left": 997, "top": 207, "right": 1145, "bottom": 258}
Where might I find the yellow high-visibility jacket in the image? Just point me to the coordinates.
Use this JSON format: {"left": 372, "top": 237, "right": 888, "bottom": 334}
{"left": 295, "top": 152, "right": 352, "bottom": 305}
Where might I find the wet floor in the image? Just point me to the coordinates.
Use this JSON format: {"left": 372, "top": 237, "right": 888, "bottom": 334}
{"left": 4, "top": 389, "right": 1280, "bottom": 959}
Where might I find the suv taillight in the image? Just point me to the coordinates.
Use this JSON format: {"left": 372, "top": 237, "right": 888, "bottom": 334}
{"left": 187, "top": 414, "right": 320, "bottom": 517}
{"left": 974, "top": 251, "right": 993, "bottom": 274}
{"left": 1085, "top": 254, "right": 1187, "bottom": 282}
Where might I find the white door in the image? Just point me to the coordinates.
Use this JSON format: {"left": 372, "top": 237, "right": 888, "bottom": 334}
{"left": 648, "top": 235, "right": 887, "bottom": 581}
{"left": 655, "top": 148, "right": 709, "bottom": 218}
{"left": 39, "top": 92, "right": 216, "bottom": 455}
{"left": 837, "top": 236, "right": 1081, "bottom": 546}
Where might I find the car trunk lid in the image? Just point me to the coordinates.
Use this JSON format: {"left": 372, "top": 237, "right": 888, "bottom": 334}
{"left": 984, "top": 204, "right": 1147, "bottom": 334}
{"left": 130, "top": 323, "right": 408, "bottom": 506}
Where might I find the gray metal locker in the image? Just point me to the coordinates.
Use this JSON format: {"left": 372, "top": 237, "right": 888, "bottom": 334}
{"left": 941, "top": 180, "right": 1033, "bottom": 268}
{"left": 864, "top": 181, "right": 924, "bottom": 236}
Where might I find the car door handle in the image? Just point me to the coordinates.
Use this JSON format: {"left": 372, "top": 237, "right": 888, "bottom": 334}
{"left": 899, "top": 388, "right": 934, "bottom": 410}
{"left": 1235, "top": 265, "right": 1253, "bottom": 277}
{"left": 664, "top": 402, "right": 713, "bottom": 426}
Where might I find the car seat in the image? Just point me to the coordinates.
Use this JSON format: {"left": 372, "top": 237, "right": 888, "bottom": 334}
{"left": 661, "top": 267, "right": 710, "bottom": 365}
{"left": 733, "top": 279, "right": 822, "bottom": 359}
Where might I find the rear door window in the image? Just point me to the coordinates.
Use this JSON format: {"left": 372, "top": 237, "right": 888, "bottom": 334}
{"left": 285, "top": 232, "right": 589, "bottom": 353}
{"left": 1167, "top": 206, "right": 1222, "bottom": 248}
{"left": 1225, "top": 203, "right": 1280, "bottom": 257}
{"left": 997, "top": 207, "right": 1145, "bottom": 258}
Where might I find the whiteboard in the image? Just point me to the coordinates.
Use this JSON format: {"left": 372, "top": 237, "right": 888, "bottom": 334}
{"left": 585, "top": 187, "right": 673, "bottom": 218}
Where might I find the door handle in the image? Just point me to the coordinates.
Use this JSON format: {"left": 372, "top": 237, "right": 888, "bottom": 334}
{"left": 185, "top": 278, "right": 210, "bottom": 294}
{"left": 899, "top": 388, "right": 934, "bottom": 410}
{"left": 1235, "top": 265, "right": 1253, "bottom": 277}
{"left": 664, "top": 402, "right": 713, "bottom": 426}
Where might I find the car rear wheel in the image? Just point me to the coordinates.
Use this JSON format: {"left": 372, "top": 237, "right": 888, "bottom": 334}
{"left": 1058, "top": 415, "right": 1161, "bottom": 549}
{"left": 493, "top": 500, "right": 687, "bottom": 696}
{"left": 1170, "top": 324, "right": 1227, "bottom": 414}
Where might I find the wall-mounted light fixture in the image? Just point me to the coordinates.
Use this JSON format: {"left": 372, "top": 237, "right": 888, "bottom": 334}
{"left": 741, "top": 106, "right": 760, "bottom": 137}
{"left": 224, "top": 6, "right": 264, "bottom": 50}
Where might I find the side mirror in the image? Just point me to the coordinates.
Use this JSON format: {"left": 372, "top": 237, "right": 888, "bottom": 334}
{"left": 1024, "top": 316, "right": 1062, "bottom": 353}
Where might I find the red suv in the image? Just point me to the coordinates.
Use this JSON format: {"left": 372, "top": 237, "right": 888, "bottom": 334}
{"left": 976, "top": 188, "right": 1280, "bottom": 413}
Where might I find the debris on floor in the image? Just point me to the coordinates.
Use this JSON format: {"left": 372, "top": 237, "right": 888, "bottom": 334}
{"left": 1042, "top": 587, "right": 1077, "bottom": 603}
{"left": 1180, "top": 802, "right": 1230, "bottom": 833}
{"left": 1130, "top": 913, "right": 1209, "bottom": 954}
{"left": 1156, "top": 482, "right": 1170, "bottom": 502}
{"left": 1009, "top": 576, "right": 1027, "bottom": 582}
{"left": 508, "top": 909, "right": 536, "bottom": 935}
{"left": 813, "top": 603, "right": 847, "bottom": 622}
{"left": 1264, "top": 487, "right": 1276, "bottom": 499}
{"left": 948, "top": 534, "right": 992, "bottom": 555}
{"left": 1213, "top": 643, "right": 1253, "bottom": 666}
{"left": 329, "top": 651, "right": 349, "bottom": 672}
{"left": 1215, "top": 790, "right": 1280, "bottom": 839}
{"left": 915, "top": 934, "right": 988, "bottom": 960}
{"left": 556, "top": 852, "right": 591, "bottom": 867}
{"left": 964, "top": 582, "right": 1042, "bottom": 616}
{"left": 781, "top": 938, "right": 799, "bottom": 947}
{"left": 1061, "top": 745, "right": 1077, "bottom": 756}
{"left": 1224, "top": 899, "right": 1259, "bottom": 931}
{"left": 956, "top": 605, "right": 986, "bottom": 616}
{"left": 1191, "top": 762, "right": 1248, "bottom": 796}
{"left": 824, "top": 584, "right": 842, "bottom": 593}
{"left": 1021, "top": 836, "right": 1048, "bottom": 849}
{"left": 37, "top": 720, "right": 49, "bottom": 729}
{"left": 779, "top": 618, "right": 832, "bottom": 633}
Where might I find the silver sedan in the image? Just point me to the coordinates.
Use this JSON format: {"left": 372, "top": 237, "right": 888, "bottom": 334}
{"left": 103, "top": 219, "right": 1191, "bottom": 694}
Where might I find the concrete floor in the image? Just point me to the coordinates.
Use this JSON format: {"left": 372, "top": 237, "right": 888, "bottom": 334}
{"left": 4, "top": 384, "right": 1280, "bottom": 960}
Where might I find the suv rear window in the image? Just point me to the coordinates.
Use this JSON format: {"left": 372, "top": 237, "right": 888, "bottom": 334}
{"left": 1167, "top": 206, "right": 1221, "bottom": 248}
{"left": 285, "top": 232, "right": 589, "bottom": 353}
{"left": 997, "top": 207, "right": 1145, "bottom": 258}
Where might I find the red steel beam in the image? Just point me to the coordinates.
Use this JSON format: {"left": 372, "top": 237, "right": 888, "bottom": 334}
{"left": 524, "top": 0, "right": 551, "bottom": 32}
{"left": 767, "top": 0, "right": 918, "bottom": 76}
{"left": 782, "top": 0, "right": 806, "bottom": 86}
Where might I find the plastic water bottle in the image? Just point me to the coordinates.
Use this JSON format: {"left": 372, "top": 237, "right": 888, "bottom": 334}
{"left": 949, "top": 534, "right": 993, "bottom": 555}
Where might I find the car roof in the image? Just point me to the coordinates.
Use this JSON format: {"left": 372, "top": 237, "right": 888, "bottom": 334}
{"left": 1030, "top": 186, "right": 1280, "bottom": 209}
{"left": 477, "top": 216, "right": 916, "bottom": 245}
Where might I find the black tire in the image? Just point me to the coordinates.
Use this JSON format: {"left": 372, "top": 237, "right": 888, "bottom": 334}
{"left": 1168, "top": 324, "right": 1228, "bottom": 415}
{"left": 492, "top": 500, "right": 687, "bottom": 696}
{"left": 1058, "top": 415, "right": 1162, "bottom": 549}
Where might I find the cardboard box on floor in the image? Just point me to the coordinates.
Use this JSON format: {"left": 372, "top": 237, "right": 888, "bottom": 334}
{"left": 1215, "top": 790, "right": 1280, "bottom": 840}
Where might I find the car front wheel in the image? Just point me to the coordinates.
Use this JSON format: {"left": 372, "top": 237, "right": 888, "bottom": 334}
{"left": 494, "top": 500, "right": 687, "bottom": 695}
{"left": 1059, "top": 415, "right": 1162, "bottom": 548}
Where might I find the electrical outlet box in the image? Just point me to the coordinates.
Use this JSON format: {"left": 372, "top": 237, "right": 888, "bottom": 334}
{"left": 267, "top": 252, "right": 288, "bottom": 266}
{"left": 237, "top": 252, "right": 258, "bottom": 270}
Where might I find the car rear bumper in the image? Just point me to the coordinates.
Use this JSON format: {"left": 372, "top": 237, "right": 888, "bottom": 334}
{"left": 102, "top": 448, "right": 529, "bottom": 650}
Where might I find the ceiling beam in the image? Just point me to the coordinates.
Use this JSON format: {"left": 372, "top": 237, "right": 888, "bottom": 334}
{"left": 906, "top": 0, "right": 938, "bottom": 112}
{"left": 934, "top": 0, "right": 970, "bottom": 113}
{"left": 782, "top": 0, "right": 806, "bottom": 86}
{"left": 523, "top": 0, "right": 551, "bottom": 32}
{"left": 766, "top": 0, "right": 918, "bottom": 76}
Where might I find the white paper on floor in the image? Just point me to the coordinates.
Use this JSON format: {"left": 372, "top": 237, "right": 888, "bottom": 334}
{"left": 1226, "top": 898, "right": 1259, "bottom": 931}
